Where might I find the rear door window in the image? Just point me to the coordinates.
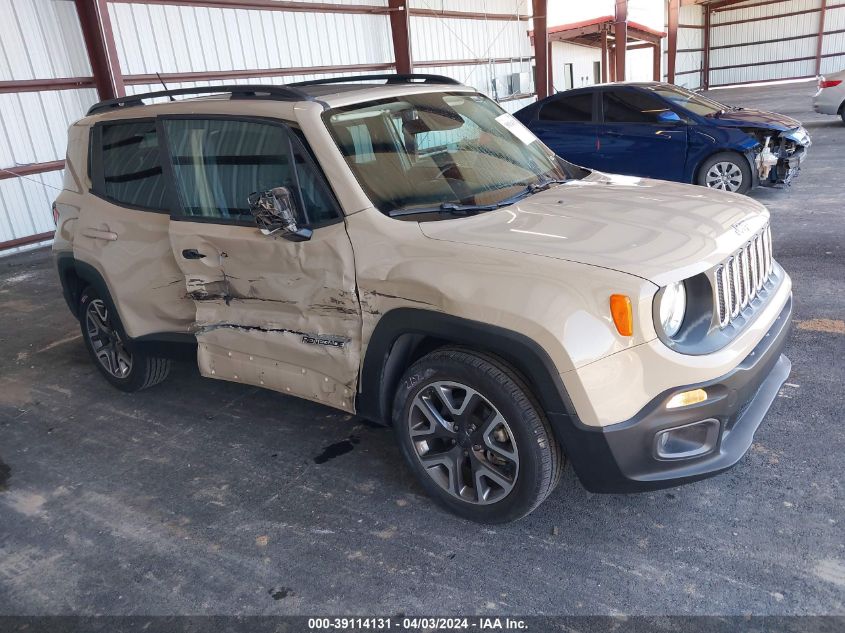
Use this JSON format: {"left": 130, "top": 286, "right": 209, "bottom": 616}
{"left": 539, "top": 93, "right": 594, "bottom": 122}
{"left": 93, "top": 120, "right": 169, "bottom": 210}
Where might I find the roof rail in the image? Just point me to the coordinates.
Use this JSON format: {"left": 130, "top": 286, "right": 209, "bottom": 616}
{"left": 86, "top": 84, "right": 314, "bottom": 116}
{"left": 289, "top": 73, "right": 462, "bottom": 87}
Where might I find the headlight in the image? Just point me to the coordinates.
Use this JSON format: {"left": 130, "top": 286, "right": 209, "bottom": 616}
{"left": 658, "top": 281, "right": 687, "bottom": 337}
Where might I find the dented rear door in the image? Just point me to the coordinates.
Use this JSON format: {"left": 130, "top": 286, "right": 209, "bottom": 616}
{"left": 159, "top": 116, "right": 362, "bottom": 412}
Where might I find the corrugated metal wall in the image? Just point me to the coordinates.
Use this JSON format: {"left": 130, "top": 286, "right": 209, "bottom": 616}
{"left": 2, "top": 0, "right": 540, "bottom": 254}
{"left": 822, "top": 3, "right": 845, "bottom": 75}
{"left": 670, "top": 3, "right": 704, "bottom": 90}
{"left": 0, "top": 0, "right": 95, "bottom": 253}
{"left": 110, "top": 2, "right": 394, "bottom": 81}
{"left": 709, "top": 0, "right": 825, "bottom": 87}
{"left": 408, "top": 0, "right": 535, "bottom": 113}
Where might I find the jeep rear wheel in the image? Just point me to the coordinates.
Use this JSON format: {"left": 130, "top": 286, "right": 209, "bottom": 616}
{"left": 393, "top": 349, "right": 562, "bottom": 523}
{"left": 79, "top": 286, "right": 171, "bottom": 392}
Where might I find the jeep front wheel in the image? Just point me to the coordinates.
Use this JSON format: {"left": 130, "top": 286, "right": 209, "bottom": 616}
{"left": 393, "top": 349, "right": 562, "bottom": 523}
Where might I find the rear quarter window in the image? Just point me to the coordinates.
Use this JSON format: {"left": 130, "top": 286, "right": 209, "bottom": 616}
{"left": 539, "top": 93, "right": 594, "bottom": 122}
{"left": 93, "top": 120, "right": 168, "bottom": 210}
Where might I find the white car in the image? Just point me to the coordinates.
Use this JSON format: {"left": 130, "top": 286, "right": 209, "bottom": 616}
{"left": 813, "top": 70, "right": 845, "bottom": 123}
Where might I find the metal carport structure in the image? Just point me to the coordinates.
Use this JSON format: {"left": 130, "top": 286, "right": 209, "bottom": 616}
{"left": 0, "top": 0, "right": 550, "bottom": 253}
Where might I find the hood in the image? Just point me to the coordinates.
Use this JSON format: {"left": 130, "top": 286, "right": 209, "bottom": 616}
{"left": 418, "top": 172, "right": 770, "bottom": 286}
{"left": 706, "top": 108, "right": 802, "bottom": 132}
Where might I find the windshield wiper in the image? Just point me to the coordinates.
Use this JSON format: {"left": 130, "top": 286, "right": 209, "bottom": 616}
{"left": 387, "top": 177, "right": 568, "bottom": 218}
{"left": 388, "top": 201, "right": 500, "bottom": 218}
{"left": 498, "top": 176, "right": 568, "bottom": 204}
{"left": 529, "top": 177, "right": 568, "bottom": 192}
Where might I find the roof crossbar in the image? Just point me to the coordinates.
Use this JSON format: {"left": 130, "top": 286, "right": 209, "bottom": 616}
{"left": 289, "top": 73, "right": 462, "bottom": 87}
{"left": 86, "top": 84, "right": 314, "bottom": 116}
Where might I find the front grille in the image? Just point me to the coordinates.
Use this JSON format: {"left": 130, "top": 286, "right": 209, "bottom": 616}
{"left": 714, "top": 225, "right": 773, "bottom": 328}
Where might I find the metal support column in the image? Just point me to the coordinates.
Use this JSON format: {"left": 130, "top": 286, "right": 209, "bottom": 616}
{"left": 532, "top": 0, "right": 549, "bottom": 99}
{"left": 388, "top": 0, "right": 412, "bottom": 74}
{"left": 74, "top": 0, "right": 124, "bottom": 99}
{"left": 702, "top": 4, "right": 711, "bottom": 89}
{"left": 816, "top": 0, "right": 827, "bottom": 76}
{"left": 667, "top": 0, "right": 679, "bottom": 84}
{"left": 614, "top": 0, "right": 628, "bottom": 81}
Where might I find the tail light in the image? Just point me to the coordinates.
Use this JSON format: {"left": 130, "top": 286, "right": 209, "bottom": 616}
{"left": 820, "top": 79, "right": 842, "bottom": 89}
{"left": 52, "top": 202, "right": 59, "bottom": 226}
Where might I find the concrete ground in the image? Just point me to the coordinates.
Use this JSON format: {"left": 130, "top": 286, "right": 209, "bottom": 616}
{"left": 1, "top": 81, "right": 843, "bottom": 617}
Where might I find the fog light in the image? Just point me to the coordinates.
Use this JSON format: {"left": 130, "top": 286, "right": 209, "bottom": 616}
{"left": 655, "top": 418, "right": 720, "bottom": 460}
{"left": 666, "top": 388, "right": 707, "bottom": 409}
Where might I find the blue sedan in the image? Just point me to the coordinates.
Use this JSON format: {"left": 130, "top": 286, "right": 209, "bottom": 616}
{"left": 514, "top": 82, "right": 811, "bottom": 194}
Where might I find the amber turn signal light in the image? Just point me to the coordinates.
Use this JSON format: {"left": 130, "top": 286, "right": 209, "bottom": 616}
{"left": 610, "top": 294, "right": 633, "bottom": 336}
{"left": 666, "top": 388, "right": 708, "bottom": 409}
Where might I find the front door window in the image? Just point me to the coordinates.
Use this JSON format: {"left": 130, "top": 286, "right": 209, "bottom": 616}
{"left": 162, "top": 118, "right": 338, "bottom": 226}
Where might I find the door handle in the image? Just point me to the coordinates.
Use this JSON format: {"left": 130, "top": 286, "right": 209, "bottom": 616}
{"left": 605, "top": 130, "right": 623, "bottom": 137}
{"left": 82, "top": 228, "right": 118, "bottom": 241}
{"left": 181, "top": 249, "right": 206, "bottom": 260}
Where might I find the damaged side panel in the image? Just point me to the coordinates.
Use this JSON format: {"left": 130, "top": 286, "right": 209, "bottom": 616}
{"left": 168, "top": 221, "right": 361, "bottom": 412}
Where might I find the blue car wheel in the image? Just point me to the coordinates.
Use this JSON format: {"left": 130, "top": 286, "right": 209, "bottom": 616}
{"left": 696, "top": 152, "right": 752, "bottom": 194}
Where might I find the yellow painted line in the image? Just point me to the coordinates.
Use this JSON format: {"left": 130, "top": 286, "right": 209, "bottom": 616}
{"left": 795, "top": 319, "right": 845, "bottom": 334}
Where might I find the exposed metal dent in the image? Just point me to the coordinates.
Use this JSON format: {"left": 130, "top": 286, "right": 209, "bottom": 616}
{"left": 196, "top": 322, "right": 309, "bottom": 337}
{"left": 169, "top": 222, "right": 362, "bottom": 410}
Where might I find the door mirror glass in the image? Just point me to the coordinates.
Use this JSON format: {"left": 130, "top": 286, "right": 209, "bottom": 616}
{"left": 247, "top": 187, "right": 312, "bottom": 242}
{"left": 657, "top": 110, "right": 683, "bottom": 123}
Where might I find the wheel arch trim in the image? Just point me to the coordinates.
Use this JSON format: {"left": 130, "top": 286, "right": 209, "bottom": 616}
{"left": 356, "top": 308, "right": 633, "bottom": 490}
{"left": 56, "top": 252, "right": 196, "bottom": 357}
{"left": 357, "top": 308, "right": 575, "bottom": 427}
{"left": 693, "top": 148, "right": 757, "bottom": 189}
{"left": 56, "top": 253, "right": 122, "bottom": 333}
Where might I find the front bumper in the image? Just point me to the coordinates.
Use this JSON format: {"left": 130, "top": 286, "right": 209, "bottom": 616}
{"left": 557, "top": 295, "right": 792, "bottom": 493}
{"left": 763, "top": 148, "right": 807, "bottom": 187}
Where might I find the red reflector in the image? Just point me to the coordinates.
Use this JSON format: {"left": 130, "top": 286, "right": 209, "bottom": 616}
{"left": 820, "top": 80, "right": 842, "bottom": 88}
{"left": 52, "top": 202, "right": 59, "bottom": 226}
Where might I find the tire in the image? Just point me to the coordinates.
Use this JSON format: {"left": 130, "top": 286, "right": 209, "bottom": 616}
{"left": 79, "top": 286, "right": 171, "bottom": 392}
{"left": 840, "top": 106, "right": 845, "bottom": 125}
{"left": 392, "top": 348, "right": 563, "bottom": 523}
{"left": 696, "top": 151, "right": 752, "bottom": 194}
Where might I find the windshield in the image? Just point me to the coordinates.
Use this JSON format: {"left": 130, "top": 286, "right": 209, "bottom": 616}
{"left": 324, "top": 92, "right": 578, "bottom": 218}
{"left": 647, "top": 84, "right": 730, "bottom": 117}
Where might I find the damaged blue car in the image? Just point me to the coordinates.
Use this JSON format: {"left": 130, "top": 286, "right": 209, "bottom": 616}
{"left": 514, "top": 82, "right": 811, "bottom": 194}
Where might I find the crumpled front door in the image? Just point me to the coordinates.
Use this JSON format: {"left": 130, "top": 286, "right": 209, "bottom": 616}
{"left": 158, "top": 114, "right": 362, "bottom": 413}
{"left": 169, "top": 220, "right": 362, "bottom": 413}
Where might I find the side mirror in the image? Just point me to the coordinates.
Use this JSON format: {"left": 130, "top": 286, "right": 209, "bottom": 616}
{"left": 657, "top": 110, "right": 683, "bottom": 123}
{"left": 247, "top": 186, "right": 312, "bottom": 242}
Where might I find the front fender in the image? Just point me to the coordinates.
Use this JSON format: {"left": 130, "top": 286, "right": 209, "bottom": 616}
{"left": 687, "top": 126, "right": 760, "bottom": 184}
{"left": 357, "top": 308, "right": 574, "bottom": 426}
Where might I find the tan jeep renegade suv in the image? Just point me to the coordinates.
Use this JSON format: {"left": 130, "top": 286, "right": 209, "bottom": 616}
{"left": 53, "top": 75, "right": 793, "bottom": 523}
